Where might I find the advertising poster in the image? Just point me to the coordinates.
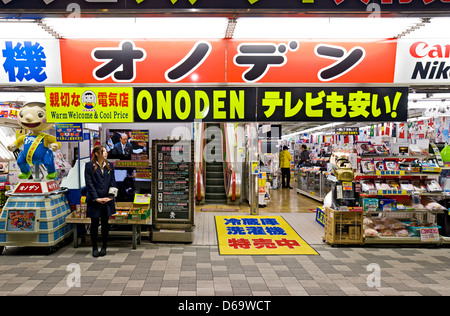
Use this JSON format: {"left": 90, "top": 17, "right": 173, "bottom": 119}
{"left": 215, "top": 215, "right": 318, "bottom": 255}
{"left": 55, "top": 123, "right": 83, "bottom": 142}
{"left": 7, "top": 210, "right": 36, "bottom": 232}
{"left": 45, "top": 87, "right": 133, "bottom": 123}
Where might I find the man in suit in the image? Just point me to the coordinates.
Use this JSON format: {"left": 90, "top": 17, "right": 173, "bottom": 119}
{"left": 112, "top": 133, "right": 132, "bottom": 159}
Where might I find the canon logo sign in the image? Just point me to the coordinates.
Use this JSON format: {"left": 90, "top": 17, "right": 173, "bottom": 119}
{"left": 410, "top": 41, "right": 450, "bottom": 59}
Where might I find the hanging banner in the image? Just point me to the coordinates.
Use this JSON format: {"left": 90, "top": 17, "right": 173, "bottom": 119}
{"left": 256, "top": 87, "right": 408, "bottom": 122}
{"left": 133, "top": 87, "right": 257, "bottom": 122}
{"left": 45, "top": 87, "right": 134, "bottom": 123}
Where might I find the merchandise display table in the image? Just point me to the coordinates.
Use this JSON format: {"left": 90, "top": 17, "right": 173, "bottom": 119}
{"left": 65, "top": 212, "right": 151, "bottom": 249}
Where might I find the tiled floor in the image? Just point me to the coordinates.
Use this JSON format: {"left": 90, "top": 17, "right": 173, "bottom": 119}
{"left": 1, "top": 190, "right": 450, "bottom": 296}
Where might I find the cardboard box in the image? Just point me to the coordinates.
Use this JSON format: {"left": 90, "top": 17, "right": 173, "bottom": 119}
{"left": 324, "top": 207, "right": 363, "bottom": 245}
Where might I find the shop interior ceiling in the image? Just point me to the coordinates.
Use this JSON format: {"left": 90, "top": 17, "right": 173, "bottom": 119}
{"left": 0, "top": 15, "right": 450, "bottom": 137}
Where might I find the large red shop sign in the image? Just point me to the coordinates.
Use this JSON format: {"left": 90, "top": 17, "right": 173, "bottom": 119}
{"left": 59, "top": 39, "right": 397, "bottom": 84}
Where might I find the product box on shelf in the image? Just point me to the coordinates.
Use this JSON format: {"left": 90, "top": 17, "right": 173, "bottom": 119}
{"left": 379, "top": 199, "right": 397, "bottom": 211}
{"left": 362, "top": 198, "right": 378, "bottom": 212}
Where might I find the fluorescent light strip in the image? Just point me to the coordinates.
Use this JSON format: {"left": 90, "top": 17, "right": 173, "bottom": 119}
{"left": 42, "top": 17, "right": 229, "bottom": 39}
{"left": 282, "top": 122, "right": 345, "bottom": 139}
{"left": 233, "top": 17, "right": 422, "bottom": 39}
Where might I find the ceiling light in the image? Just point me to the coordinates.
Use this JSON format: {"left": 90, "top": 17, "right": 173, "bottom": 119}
{"left": 42, "top": 17, "right": 229, "bottom": 39}
{"left": 0, "top": 20, "right": 54, "bottom": 39}
{"left": 233, "top": 17, "right": 422, "bottom": 39}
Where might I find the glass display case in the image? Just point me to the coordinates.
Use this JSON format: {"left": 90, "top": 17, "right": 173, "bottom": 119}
{"left": 296, "top": 167, "right": 331, "bottom": 202}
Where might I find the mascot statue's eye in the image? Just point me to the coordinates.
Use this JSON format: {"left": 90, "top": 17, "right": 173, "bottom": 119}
{"left": 19, "top": 112, "right": 23, "bottom": 118}
{"left": 38, "top": 111, "right": 44, "bottom": 118}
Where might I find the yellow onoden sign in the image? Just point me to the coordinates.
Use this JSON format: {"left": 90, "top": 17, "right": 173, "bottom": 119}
{"left": 45, "top": 87, "right": 133, "bottom": 123}
{"left": 215, "top": 215, "right": 318, "bottom": 255}
{"left": 133, "top": 87, "right": 257, "bottom": 122}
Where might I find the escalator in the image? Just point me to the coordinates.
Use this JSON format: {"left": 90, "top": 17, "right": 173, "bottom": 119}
{"left": 194, "top": 122, "right": 240, "bottom": 205}
{"left": 204, "top": 123, "right": 227, "bottom": 204}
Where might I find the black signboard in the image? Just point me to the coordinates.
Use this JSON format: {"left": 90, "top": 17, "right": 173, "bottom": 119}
{"left": 1, "top": 0, "right": 449, "bottom": 15}
{"left": 152, "top": 139, "right": 194, "bottom": 227}
{"left": 134, "top": 87, "right": 257, "bottom": 123}
{"left": 335, "top": 127, "right": 359, "bottom": 135}
{"left": 256, "top": 87, "right": 408, "bottom": 123}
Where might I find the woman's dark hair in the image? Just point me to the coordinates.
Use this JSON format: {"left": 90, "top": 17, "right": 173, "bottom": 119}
{"left": 91, "top": 145, "right": 111, "bottom": 173}
{"left": 283, "top": 145, "right": 288, "bottom": 150}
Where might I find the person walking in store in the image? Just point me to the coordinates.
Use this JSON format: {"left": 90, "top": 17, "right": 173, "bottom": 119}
{"left": 85, "top": 145, "right": 118, "bottom": 258}
{"left": 299, "top": 144, "right": 311, "bottom": 167}
{"left": 279, "top": 145, "right": 293, "bottom": 189}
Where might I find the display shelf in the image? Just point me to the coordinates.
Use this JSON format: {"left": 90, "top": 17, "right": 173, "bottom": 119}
{"left": 365, "top": 209, "right": 445, "bottom": 214}
{"left": 364, "top": 236, "right": 441, "bottom": 245}
{"left": 359, "top": 191, "right": 446, "bottom": 197}
{"left": 355, "top": 172, "right": 440, "bottom": 178}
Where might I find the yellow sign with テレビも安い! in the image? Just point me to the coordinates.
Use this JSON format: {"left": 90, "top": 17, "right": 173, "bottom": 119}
{"left": 45, "top": 87, "right": 133, "bottom": 123}
{"left": 215, "top": 215, "right": 318, "bottom": 255}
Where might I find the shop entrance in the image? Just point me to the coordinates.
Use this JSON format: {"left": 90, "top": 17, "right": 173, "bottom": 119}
{"left": 193, "top": 121, "right": 322, "bottom": 214}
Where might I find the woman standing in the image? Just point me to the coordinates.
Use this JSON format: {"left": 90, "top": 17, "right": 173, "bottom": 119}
{"left": 85, "top": 145, "right": 118, "bottom": 257}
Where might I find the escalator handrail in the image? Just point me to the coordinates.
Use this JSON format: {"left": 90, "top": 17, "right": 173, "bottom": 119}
{"left": 196, "top": 123, "right": 206, "bottom": 202}
{"left": 222, "top": 123, "right": 237, "bottom": 201}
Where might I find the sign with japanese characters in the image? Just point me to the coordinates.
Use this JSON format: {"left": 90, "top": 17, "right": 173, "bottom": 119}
{"left": 215, "top": 215, "right": 318, "bottom": 255}
{"left": 0, "top": 38, "right": 448, "bottom": 86}
{"left": 420, "top": 227, "right": 440, "bottom": 242}
{"left": 55, "top": 123, "right": 83, "bottom": 142}
{"left": 45, "top": 87, "right": 133, "bottom": 123}
{"left": 335, "top": 127, "right": 359, "bottom": 135}
{"left": 256, "top": 87, "right": 408, "bottom": 122}
{"left": 14, "top": 182, "right": 43, "bottom": 194}
{"left": 1, "top": 0, "right": 450, "bottom": 13}
{"left": 134, "top": 87, "right": 257, "bottom": 122}
{"left": 59, "top": 39, "right": 226, "bottom": 84}
{"left": 152, "top": 140, "right": 194, "bottom": 226}
{"left": 57, "top": 39, "right": 396, "bottom": 84}
{"left": 227, "top": 39, "right": 397, "bottom": 84}
{"left": 0, "top": 39, "right": 62, "bottom": 85}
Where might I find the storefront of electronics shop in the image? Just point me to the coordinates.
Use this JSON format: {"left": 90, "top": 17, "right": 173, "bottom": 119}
{"left": 2, "top": 0, "right": 450, "bottom": 249}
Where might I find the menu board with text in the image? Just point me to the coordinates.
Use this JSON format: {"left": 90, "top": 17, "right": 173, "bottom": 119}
{"left": 152, "top": 140, "right": 194, "bottom": 226}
